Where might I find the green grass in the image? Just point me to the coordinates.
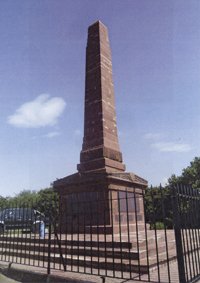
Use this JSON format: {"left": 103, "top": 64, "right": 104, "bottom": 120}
{"left": 0, "top": 273, "right": 20, "bottom": 283}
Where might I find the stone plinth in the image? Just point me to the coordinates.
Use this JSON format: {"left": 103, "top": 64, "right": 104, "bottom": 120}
{"left": 54, "top": 172, "right": 147, "bottom": 233}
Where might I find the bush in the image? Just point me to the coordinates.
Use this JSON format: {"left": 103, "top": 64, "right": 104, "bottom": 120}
{"left": 150, "top": 221, "right": 165, "bottom": 230}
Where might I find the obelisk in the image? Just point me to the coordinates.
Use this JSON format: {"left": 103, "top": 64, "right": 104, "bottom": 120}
{"left": 54, "top": 21, "right": 147, "bottom": 232}
{"left": 77, "top": 21, "right": 125, "bottom": 173}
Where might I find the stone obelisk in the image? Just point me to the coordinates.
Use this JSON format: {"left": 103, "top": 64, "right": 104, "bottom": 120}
{"left": 54, "top": 21, "right": 147, "bottom": 232}
{"left": 77, "top": 21, "right": 125, "bottom": 173}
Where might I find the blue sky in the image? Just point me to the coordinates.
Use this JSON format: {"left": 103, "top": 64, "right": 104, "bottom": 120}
{"left": 0, "top": 0, "right": 200, "bottom": 196}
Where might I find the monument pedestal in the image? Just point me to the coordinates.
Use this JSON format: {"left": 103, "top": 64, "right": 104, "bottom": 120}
{"left": 54, "top": 172, "right": 147, "bottom": 234}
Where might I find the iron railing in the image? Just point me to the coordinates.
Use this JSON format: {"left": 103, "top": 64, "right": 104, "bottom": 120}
{"left": 0, "top": 185, "right": 199, "bottom": 282}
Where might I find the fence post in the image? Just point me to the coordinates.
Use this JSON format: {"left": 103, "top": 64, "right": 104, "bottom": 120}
{"left": 172, "top": 186, "right": 186, "bottom": 283}
{"left": 47, "top": 216, "right": 51, "bottom": 275}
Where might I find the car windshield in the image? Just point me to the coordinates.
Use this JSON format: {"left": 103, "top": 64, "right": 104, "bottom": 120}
{"left": 0, "top": 208, "right": 34, "bottom": 219}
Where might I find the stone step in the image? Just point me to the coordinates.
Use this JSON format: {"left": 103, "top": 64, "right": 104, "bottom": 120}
{"left": 138, "top": 241, "right": 176, "bottom": 259}
{"left": 0, "top": 242, "right": 139, "bottom": 260}
{"left": 0, "top": 237, "right": 132, "bottom": 249}
{"left": 66, "top": 225, "right": 114, "bottom": 234}
{"left": 0, "top": 232, "right": 176, "bottom": 259}
{"left": 61, "top": 223, "right": 149, "bottom": 234}
{"left": 1, "top": 250, "right": 149, "bottom": 273}
{"left": 0, "top": 236, "right": 177, "bottom": 267}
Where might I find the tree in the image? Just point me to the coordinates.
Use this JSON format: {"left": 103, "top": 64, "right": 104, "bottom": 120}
{"left": 36, "top": 187, "right": 59, "bottom": 217}
{"left": 168, "top": 157, "right": 200, "bottom": 189}
{"left": 13, "top": 190, "right": 38, "bottom": 205}
{"left": 0, "top": 196, "right": 7, "bottom": 208}
{"left": 145, "top": 186, "right": 173, "bottom": 229}
{"left": 0, "top": 187, "right": 59, "bottom": 214}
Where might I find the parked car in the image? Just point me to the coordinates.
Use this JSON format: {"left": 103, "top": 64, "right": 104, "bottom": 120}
{"left": 0, "top": 208, "right": 45, "bottom": 233}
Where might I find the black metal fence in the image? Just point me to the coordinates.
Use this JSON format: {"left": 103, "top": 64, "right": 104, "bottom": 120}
{"left": 0, "top": 185, "right": 200, "bottom": 283}
{"left": 172, "top": 185, "right": 200, "bottom": 283}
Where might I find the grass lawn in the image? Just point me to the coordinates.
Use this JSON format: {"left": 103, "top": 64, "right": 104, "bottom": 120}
{"left": 0, "top": 273, "right": 20, "bottom": 283}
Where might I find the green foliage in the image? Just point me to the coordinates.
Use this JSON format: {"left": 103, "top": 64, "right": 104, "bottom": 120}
{"left": 36, "top": 188, "right": 59, "bottom": 223}
{"left": 150, "top": 222, "right": 165, "bottom": 230}
{"left": 168, "top": 157, "right": 200, "bottom": 189}
{"left": 145, "top": 186, "right": 173, "bottom": 229}
{"left": 0, "top": 196, "right": 7, "bottom": 208}
{"left": 0, "top": 187, "right": 59, "bottom": 217}
{"left": 13, "top": 190, "right": 38, "bottom": 204}
{"left": 145, "top": 157, "right": 200, "bottom": 229}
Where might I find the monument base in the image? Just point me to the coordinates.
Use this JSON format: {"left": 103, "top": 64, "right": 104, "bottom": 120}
{"left": 53, "top": 172, "right": 148, "bottom": 234}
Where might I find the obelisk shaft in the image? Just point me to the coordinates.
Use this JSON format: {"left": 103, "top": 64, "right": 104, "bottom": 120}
{"left": 78, "top": 21, "right": 125, "bottom": 173}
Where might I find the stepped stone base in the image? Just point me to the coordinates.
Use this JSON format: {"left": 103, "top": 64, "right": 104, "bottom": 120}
{"left": 0, "top": 230, "right": 177, "bottom": 276}
{"left": 53, "top": 171, "right": 147, "bottom": 233}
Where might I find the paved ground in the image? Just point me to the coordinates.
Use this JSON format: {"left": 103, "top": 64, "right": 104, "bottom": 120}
{"left": 0, "top": 259, "right": 200, "bottom": 283}
{"left": 0, "top": 260, "right": 179, "bottom": 283}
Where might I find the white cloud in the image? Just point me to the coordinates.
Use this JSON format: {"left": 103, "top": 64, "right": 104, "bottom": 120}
{"left": 31, "top": 131, "right": 60, "bottom": 140}
{"left": 144, "top": 132, "right": 163, "bottom": 140}
{"left": 152, "top": 142, "right": 192, "bottom": 153}
{"left": 8, "top": 94, "right": 66, "bottom": 128}
{"left": 44, "top": 131, "right": 60, "bottom": 138}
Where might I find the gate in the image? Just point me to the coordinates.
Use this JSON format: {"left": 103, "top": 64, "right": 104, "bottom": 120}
{"left": 0, "top": 185, "right": 200, "bottom": 282}
{"left": 173, "top": 185, "right": 200, "bottom": 283}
